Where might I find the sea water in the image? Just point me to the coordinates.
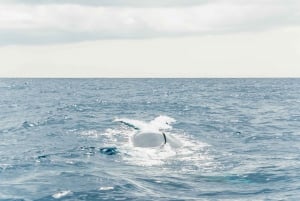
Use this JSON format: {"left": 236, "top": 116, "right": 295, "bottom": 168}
{"left": 0, "top": 78, "right": 300, "bottom": 201}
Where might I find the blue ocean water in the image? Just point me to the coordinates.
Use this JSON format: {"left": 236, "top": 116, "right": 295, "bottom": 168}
{"left": 0, "top": 78, "right": 300, "bottom": 201}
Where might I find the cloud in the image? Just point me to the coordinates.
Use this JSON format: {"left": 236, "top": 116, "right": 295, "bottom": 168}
{"left": 0, "top": 0, "right": 213, "bottom": 7}
{"left": 0, "top": 1, "right": 299, "bottom": 44}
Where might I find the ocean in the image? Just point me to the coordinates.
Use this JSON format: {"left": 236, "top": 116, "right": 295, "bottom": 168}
{"left": 0, "top": 78, "right": 300, "bottom": 201}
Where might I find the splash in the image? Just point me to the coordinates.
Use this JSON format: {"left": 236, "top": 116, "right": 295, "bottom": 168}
{"left": 110, "top": 116, "right": 211, "bottom": 167}
{"left": 114, "top": 115, "right": 175, "bottom": 133}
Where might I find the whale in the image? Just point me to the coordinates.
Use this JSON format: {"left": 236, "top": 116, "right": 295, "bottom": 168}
{"left": 114, "top": 116, "right": 182, "bottom": 148}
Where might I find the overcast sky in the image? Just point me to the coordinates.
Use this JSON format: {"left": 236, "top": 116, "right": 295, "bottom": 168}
{"left": 0, "top": 0, "right": 299, "bottom": 77}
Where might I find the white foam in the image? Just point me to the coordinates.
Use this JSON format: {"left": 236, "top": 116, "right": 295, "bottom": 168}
{"left": 52, "top": 190, "right": 73, "bottom": 199}
{"left": 99, "top": 186, "right": 114, "bottom": 191}
{"left": 80, "top": 130, "right": 100, "bottom": 138}
{"left": 122, "top": 144, "right": 177, "bottom": 166}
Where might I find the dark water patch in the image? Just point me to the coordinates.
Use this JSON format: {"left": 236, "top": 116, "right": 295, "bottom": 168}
{"left": 100, "top": 147, "right": 118, "bottom": 155}
{"left": 198, "top": 188, "right": 273, "bottom": 198}
{"left": 194, "top": 172, "right": 288, "bottom": 185}
{"left": 36, "top": 155, "right": 51, "bottom": 161}
{"left": 22, "top": 121, "right": 37, "bottom": 128}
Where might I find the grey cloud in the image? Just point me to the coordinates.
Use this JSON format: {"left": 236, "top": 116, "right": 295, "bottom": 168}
{"left": 0, "top": 0, "right": 213, "bottom": 7}
{"left": 0, "top": 1, "right": 299, "bottom": 45}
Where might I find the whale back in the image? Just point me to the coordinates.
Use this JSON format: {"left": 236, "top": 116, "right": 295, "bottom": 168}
{"left": 131, "top": 131, "right": 182, "bottom": 148}
{"left": 131, "top": 132, "right": 165, "bottom": 148}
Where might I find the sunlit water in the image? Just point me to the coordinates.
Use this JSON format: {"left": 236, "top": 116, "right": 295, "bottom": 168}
{"left": 1, "top": 78, "right": 300, "bottom": 200}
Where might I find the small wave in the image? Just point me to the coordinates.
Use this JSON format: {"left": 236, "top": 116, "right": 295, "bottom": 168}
{"left": 52, "top": 190, "right": 73, "bottom": 199}
{"left": 98, "top": 186, "right": 114, "bottom": 191}
{"left": 21, "top": 115, "right": 70, "bottom": 129}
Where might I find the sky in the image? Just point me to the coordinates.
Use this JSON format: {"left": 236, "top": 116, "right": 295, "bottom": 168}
{"left": 0, "top": 0, "right": 300, "bottom": 77}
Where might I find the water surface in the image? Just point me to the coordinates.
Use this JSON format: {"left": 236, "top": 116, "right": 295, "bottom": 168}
{"left": 1, "top": 78, "right": 300, "bottom": 200}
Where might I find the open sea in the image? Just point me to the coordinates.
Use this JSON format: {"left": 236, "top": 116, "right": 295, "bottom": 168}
{"left": 1, "top": 78, "right": 300, "bottom": 201}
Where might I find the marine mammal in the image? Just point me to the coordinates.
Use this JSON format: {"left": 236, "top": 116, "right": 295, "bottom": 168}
{"left": 114, "top": 116, "right": 182, "bottom": 148}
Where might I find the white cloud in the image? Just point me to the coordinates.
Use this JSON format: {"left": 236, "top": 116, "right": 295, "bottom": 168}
{"left": 0, "top": 1, "right": 299, "bottom": 44}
